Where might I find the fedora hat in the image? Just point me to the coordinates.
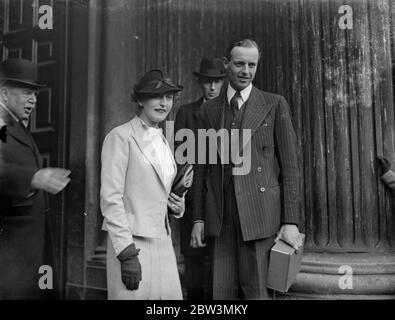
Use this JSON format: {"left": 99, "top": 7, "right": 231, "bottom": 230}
{"left": 193, "top": 57, "right": 226, "bottom": 79}
{"left": 133, "top": 69, "right": 183, "bottom": 97}
{"left": 0, "top": 58, "right": 46, "bottom": 88}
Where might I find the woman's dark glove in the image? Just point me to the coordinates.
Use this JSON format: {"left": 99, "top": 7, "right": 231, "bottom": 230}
{"left": 117, "top": 243, "right": 142, "bottom": 290}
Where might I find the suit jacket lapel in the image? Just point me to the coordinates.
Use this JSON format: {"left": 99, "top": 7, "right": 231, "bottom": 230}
{"left": 205, "top": 93, "right": 226, "bottom": 159}
{"left": 192, "top": 98, "right": 204, "bottom": 121}
{"left": 6, "top": 118, "right": 42, "bottom": 168}
{"left": 240, "top": 86, "right": 275, "bottom": 151}
{"left": 206, "top": 93, "right": 225, "bottom": 132}
{"left": 29, "top": 131, "right": 42, "bottom": 168}
{"left": 6, "top": 117, "right": 33, "bottom": 150}
{"left": 163, "top": 136, "right": 177, "bottom": 184}
{"left": 130, "top": 117, "right": 167, "bottom": 190}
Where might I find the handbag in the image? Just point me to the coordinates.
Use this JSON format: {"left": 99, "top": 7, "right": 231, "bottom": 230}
{"left": 171, "top": 163, "right": 194, "bottom": 196}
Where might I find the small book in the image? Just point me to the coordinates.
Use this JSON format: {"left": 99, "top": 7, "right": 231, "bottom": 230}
{"left": 267, "top": 234, "right": 305, "bottom": 293}
{"left": 171, "top": 163, "right": 194, "bottom": 196}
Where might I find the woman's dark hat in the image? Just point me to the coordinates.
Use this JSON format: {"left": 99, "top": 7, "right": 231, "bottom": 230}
{"left": 133, "top": 69, "right": 183, "bottom": 96}
{"left": 0, "top": 58, "right": 46, "bottom": 88}
{"left": 193, "top": 57, "right": 226, "bottom": 79}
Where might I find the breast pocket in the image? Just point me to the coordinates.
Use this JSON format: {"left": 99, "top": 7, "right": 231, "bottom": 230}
{"left": 254, "top": 123, "right": 275, "bottom": 147}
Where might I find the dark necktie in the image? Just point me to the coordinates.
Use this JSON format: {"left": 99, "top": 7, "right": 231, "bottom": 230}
{"left": 230, "top": 91, "right": 241, "bottom": 117}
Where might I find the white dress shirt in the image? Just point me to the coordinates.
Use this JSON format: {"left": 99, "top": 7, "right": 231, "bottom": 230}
{"left": 227, "top": 83, "right": 253, "bottom": 109}
{"left": 138, "top": 117, "right": 175, "bottom": 190}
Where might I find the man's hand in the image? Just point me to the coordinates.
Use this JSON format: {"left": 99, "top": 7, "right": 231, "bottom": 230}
{"left": 378, "top": 156, "right": 395, "bottom": 190}
{"left": 190, "top": 222, "right": 207, "bottom": 248}
{"left": 275, "top": 224, "right": 303, "bottom": 250}
{"left": 378, "top": 156, "right": 391, "bottom": 175}
{"left": 31, "top": 168, "right": 71, "bottom": 195}
{"left": 117, "top": 243, "right": 142, "bottom": 291}
{"left": 168, "top": 192, "right": 185, "bottom": 218}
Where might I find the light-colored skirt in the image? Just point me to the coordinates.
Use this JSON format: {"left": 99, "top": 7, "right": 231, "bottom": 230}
{"left": 106, "top": 233, "right": 183, "bottom": 300}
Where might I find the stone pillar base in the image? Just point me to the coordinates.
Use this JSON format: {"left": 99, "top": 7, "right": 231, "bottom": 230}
{"left": 280, "top": 252, "right": 395, "bottom": 299}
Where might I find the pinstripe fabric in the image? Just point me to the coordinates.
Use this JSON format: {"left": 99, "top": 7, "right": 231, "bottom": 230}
{"left": 192, "top": 86, "right": 300, "bottom": 240}
{"left": 192, "top": 86, "right": 300, "bottom": 299}
{"left": 210, "top": 183, "right": 275, "bottom": 299}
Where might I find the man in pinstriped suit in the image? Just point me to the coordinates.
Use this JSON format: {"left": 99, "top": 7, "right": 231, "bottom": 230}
{"left": 190, "top": 39, "right": 304, "bottom": 299}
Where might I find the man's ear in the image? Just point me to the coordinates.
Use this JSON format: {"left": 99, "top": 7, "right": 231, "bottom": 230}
{"left": 222, "top": 56, "right": 229, "bottom": 70}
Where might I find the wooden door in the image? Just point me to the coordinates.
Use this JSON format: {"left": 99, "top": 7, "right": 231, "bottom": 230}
{"left": 0, "top": 0, "right": 69, "bottom": 297}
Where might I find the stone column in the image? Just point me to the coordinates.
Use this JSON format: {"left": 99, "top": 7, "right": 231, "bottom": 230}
{"left": 285, "top": 0, "right": 395, "bottom": 299}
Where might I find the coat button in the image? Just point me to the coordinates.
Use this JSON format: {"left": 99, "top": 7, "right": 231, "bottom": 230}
{"left": 260, "top": 187, "right": 266, "bottom": 193}
{"left": 257, "top": 167, "right": 262, "bottom": 172}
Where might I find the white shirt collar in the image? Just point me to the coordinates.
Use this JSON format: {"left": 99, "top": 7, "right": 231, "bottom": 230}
{"left": 136, "top": 116, "right": 175, "bottom": 189}
{"left": 137, "top": 116, "right": 162, "bottom": 132}
{"left": 227, "top": 83, "right": 252, "bottom": 109}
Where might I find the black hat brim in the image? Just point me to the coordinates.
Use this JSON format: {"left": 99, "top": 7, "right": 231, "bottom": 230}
{"left": 193, "top": 71, "right": 227, "bottom": 79}
{"left": 136, "top": 86, "right": 183, "bottom": 95}
{"left": 1, "top": 77, "right": 46, "bottom": 89}
{"left": 137, "top": 88, "right": 183, "bottom": 95}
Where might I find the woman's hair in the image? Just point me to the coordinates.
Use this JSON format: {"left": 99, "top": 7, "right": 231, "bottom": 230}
{"left": 132, "top": 90, "right": 157, "bottom": 103}
{"left": 132, "top": 91, "right": 177, "bottom": 115}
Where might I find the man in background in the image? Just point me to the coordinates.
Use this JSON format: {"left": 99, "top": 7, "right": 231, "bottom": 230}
{"left": 174, "top": 57, "right": 226, "bottom": 299}
{"left": 0, "top": 58, "right": 70, "bottom": 299}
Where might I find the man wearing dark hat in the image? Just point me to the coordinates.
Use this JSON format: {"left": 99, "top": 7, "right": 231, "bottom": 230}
{"left": 174, "top": 57, "right": 226, "bottom": 300}
{"left": 0, "top": 58, "right": 71, "bottom": 299}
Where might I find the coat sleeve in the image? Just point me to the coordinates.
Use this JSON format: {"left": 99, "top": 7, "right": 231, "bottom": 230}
{"left": 0, "top": 142, "right": 38, "bottom": 199}
{"left": 100, "top": 129, "right": 134, "bottom": 256}
{"left": 174, "top": 106, "right": 187, "bottom": 151}
{"left": 274, "top": 96, "right": 300, "bottom": 226}
{"left": 191, "top": 105, "right": 208, "bottom": 223}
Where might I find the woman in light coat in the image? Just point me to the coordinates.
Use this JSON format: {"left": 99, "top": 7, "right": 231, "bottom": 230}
{"left": 100, "top": 70, "right": 185, "bottom": 300}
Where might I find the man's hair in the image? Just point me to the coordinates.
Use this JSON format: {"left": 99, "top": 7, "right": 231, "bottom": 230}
{"left": 224, "top": 39, "right": 262, "bottom": 60}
